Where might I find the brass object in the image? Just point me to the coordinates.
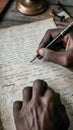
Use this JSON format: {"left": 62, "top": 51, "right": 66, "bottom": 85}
{"left": 16, "top": 0, "right": 48, "bottom": 15}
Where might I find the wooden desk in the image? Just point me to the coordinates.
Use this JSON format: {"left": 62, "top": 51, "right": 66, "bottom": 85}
{"left": 0, "top": 0, "right": 73, "bottom": 28}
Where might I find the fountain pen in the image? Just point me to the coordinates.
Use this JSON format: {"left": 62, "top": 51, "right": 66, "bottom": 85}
{"left": 30, "top": 22, "right": 73, "bottom": 62}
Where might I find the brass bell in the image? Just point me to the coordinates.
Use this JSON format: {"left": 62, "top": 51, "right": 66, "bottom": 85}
{"left": 16, "top": 0, "right": 48, "bottom": 15}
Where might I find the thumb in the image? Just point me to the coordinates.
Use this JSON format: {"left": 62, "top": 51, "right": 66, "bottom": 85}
{"left": 39, "top": 48, "right": 54, "bottom": 61}
{"left": 39, "top": 48, "right": 72, "bottom": 67}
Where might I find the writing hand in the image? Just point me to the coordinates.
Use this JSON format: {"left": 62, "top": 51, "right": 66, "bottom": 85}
{"left": 37, "top": 29, "right": 73, "bottom": 67}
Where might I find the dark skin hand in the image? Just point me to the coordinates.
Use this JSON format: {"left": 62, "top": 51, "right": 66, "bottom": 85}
{"left": 37, "top": 28, "right": 73, "bottom": 68}
{"left": 13, "top": 79, "right": 70, "bottom": 130}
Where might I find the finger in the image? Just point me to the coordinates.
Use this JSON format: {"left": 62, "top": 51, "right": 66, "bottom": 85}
{"left": 32, "top": 79, "right": 48, "bottom": 102}
{"left": 39, "top": 48, "right": 73, "bottom": 67}
{"left": 33, "top": 107, "right": 39, "bottom": 130}
{"left": 43, "top": 87, "right": 55, "bottom": 109}
{"left": 13, "top": 101, "right": 22, "bottom": 118}
{"left": 37, "top": 28, "right": 62, "bottom": 53}
{"left": 23, "top": 87, "right": 32, "bottom": 103}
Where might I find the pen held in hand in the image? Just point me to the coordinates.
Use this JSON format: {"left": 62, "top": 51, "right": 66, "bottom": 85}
{"left": 30, "top": 22, "right": 73, "bottom": 63}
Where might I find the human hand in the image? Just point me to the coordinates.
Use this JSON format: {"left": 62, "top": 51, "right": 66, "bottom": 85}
{"left": 37, "top": 28, "right": 73, "bottom": 67}
{"left": 13, "top": 79, "right": 70, "bottom": 130}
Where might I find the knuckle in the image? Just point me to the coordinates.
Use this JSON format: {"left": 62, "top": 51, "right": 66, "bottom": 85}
{"left": 33, "top": 79, "right": 42, "bottom": 85}
{"left": 13, "top": 101, "right": 19, "bottom": 108}
{"left": 32, "top": 100, "right": 41, "bottom": 108}
{"left": 33, "top": 79, "right": 47, "bottom": 88}
{"left": 33, "top": 80, "right": 48, "bottom": 96}
{"left": 23, "top": 87, "right": 30, "bottom": 95}
{"left": 23, "top": 87, "right": 32, "bottom": 97}
{"left": 33, "top": 79, "right": 42, "bottom": 91}
{"left": 13, "top": 101, "right": 19, "bottom": 110}
{"left": 22, "top": 87, "right": 32, "bottom": 101}
{"left": 45, "top": 29, "right": 51, "bottom": 35}
{"left": 13, "top": 101, "right": 22, "bottom": 112}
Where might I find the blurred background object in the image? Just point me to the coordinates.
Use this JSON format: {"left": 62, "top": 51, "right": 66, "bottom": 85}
{"left": 49, "top": 0, "right": 73, "bottom": 6}
{"left": 0, "top": 0, "right": 9, "bottom": 14}
{"left": 16, "top": 0, "right": 48, "bottom": 15}
{"left": 0, "top": 0, "right": 73, "bottom": 28}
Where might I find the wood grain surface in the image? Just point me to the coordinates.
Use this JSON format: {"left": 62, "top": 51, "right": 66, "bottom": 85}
{"left": 0, "top": 0, "right": 9, "bottom": 14}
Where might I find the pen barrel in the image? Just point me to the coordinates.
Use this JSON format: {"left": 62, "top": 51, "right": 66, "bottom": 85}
{"left": 46, "top": 22, "right": 73, "bottom": 49}
{"left": 31, "top": 22, "right": 73, "bottom": 62}
{"left": 46, "top": 33, "right": 62, "bottom": 48}
{"left": 61, "top": 22, "right": 73, "bottom": 36}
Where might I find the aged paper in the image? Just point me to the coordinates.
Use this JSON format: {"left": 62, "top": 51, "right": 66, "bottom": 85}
{"left": 0, "top": 18, "right": 73, "bottom": 130}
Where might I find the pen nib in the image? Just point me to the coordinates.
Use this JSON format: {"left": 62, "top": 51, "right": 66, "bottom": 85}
{"left": 30, "top": 56, "right": 37, "bottom": 63}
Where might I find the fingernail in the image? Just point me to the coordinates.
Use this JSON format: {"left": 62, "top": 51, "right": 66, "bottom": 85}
{"left": 39, "top": 49, "right": 44, "bottom": 56}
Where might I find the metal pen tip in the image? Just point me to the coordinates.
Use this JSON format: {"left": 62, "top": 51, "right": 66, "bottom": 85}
{"left": 30, "top": 56, "right": 37, "bottom": 63}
